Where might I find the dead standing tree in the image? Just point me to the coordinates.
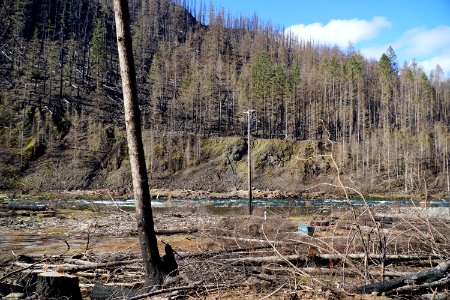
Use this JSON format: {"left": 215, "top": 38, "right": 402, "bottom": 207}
{"left": 112, "top": 0, "right": 165, "bottom": 287}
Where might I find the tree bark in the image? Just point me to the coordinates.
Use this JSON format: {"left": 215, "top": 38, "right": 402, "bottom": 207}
{"left": 112, "top": 0, "right": 165, "bottom": 286}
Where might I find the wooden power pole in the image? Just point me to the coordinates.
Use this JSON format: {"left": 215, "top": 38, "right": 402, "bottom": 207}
{"left": 112, "top": 0, "right": 164, "bottom": 286}
{"left": 244, "top": 109, "right": 255, "bottom": 215}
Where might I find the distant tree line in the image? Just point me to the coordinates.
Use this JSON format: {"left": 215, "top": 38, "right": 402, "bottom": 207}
{"left": 1, "top": 0, "right": 450, "bottom": 193}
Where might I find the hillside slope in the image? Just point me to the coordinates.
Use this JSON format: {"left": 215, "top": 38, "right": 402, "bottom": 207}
{"left": 1, "top": 0, "right": 450, "bottom": 198}
{"left": 3, "top": 133, "right": 444, "bottom": 199}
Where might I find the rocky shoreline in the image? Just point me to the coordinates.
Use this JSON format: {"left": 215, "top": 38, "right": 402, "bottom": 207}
{"left": 0, "top": 188, "right": 434, "bottom": 203}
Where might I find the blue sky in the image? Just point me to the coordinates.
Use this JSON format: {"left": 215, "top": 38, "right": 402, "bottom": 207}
{"left": 207, "top": 0, "right": 450, "bottom": 75}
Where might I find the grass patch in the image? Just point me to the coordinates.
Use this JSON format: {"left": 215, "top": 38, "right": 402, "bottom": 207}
{"left": 16, "top": 215, "right": 32, "bottom": 221}
{"left": 288, "top": 215, "right": 311, "bottom": 222}
{"left": 57, "top": 208, "right": 97, "bottom": 214}
{"left": 358, "top": 193, "right": 410, "bottom": 200}
{"left": 160, "top": 234, "right": 196, "bottom": 240}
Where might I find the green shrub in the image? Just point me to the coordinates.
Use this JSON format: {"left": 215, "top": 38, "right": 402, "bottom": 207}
{"left": 0, "top": 165, "right": 19, "bottom": 189}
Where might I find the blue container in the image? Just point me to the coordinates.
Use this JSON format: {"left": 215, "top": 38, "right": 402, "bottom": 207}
{"left": 298, "top": 225, "right": 315, "bottom": 236}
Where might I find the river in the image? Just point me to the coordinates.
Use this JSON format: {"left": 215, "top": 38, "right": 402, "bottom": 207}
{"left": 4, "top": 196, "right": 450, "bottom": 212}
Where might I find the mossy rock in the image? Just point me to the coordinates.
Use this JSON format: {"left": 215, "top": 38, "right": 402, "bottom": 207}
{"left": 225, "top": 138, "right": 247, "bottom": 161}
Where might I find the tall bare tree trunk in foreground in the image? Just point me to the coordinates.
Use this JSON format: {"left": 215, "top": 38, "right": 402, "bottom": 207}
{"left": 112, "top": 0, "right": 164, "bottom": 286}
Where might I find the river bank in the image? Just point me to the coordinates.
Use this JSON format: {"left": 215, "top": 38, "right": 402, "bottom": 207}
{"left": 0, "top": 187, "right": 442, "bottom": 203}
{"left": 4, "top": 137, "right": 450, "bottom": 204}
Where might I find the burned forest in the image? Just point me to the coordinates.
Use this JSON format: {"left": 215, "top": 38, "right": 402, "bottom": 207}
{"left": 1, "top": 0, "right": 450, "bottom": 299}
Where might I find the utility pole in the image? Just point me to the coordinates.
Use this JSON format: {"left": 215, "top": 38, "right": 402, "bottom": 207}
{"left": 244, "top": 109, "right": 255, "bottom": 215}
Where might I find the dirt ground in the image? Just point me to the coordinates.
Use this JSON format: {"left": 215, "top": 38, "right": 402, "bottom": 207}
{"left": 0, "top": 200, "right": 449, "bottom": 299}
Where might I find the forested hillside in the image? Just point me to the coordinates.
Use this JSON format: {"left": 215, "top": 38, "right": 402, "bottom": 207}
{"left": 1, "top": 0, "right": 450, "bottom": 195}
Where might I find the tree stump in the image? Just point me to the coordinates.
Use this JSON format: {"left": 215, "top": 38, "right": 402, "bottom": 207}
{"left": 35, "top": 271, "right": 82, "bottom": 300}
{"left": 162, "top": 243, "right": 179, "bottom": 276}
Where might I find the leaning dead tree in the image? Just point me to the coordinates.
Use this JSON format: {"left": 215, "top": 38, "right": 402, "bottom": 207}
{"left": 112, "top": 0, "right": 165, "bottom": 286}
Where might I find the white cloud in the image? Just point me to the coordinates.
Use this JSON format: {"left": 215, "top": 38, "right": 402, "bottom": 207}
{"left": 399, "top": 26, "right": 450, "bottom": 57}
{"left": 360, "top": 45, "right": 387, "bottom": 60}
{"left": 285, "top": 17, "right": 390, "bottom": 48}
{"left": 360, "top": 25, "right": 450, "bottom": 74}
{"left": 419, "top": 54, "right": 450, "bottom": 75}
{"left": 286, "top": 18, "right": 450, "bottom": 74}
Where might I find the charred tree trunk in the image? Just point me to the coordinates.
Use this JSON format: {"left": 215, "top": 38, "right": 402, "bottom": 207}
{"left": 112, "top": 0, "right": 165, "bottom": 286}
{"left": 355, "top": 259, "right": 450, "bottom": 295}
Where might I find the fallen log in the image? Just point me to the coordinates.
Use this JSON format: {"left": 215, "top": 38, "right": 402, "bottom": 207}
{"left": 14, "top": 259, "right": 141, "bottom": 273}
{"left": 215, "top": 236, "right": 285, "bottom": 245}
{"left": 5, "top": 203, "right": 48, "bottom": 211}
{"left": 179, "top": 243, "right": 289, "bottom": 259}
{"left": 421, "top": 293, "right": 450, "bottom": 300}
{"left": 219, "top": 253, "right": 443, "bottom": 268}
{"left": 300, "top": 267, "right": 412, "bottom": 278}
{"left": 319, "top": 253, "right": 441, "bottom": 262}
{"left": 155, "top": 228, "right": 198, "bottom": 235}
{"left": 220, "top": 254, "right": 305, "bottom": 266}
{"left": 385, "top": 275, "right": 450, "bottom": 296}
{"left": 355, "top": 258, "right": 450, "bottom": 294}
{"left": 64, "top": 258, "right": 99, "bottom": 265}
{"left": 32, "top": 210, "right": 56, "bottom": 217}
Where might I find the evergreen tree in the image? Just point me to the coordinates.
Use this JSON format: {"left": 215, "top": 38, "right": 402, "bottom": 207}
{"left": 91, "top": 17, "right": 107, "bottom": 89}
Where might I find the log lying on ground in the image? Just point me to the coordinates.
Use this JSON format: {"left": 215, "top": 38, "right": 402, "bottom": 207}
{"left": 216, "top": 236, "right": 285, "bottom": 245}
{"left": 76, "top": 271, "right": 142, "bottom": 280}
{"left": 14, "top": 259, "right": 141, "bottom": 273}
{"left": 300, "top": 267, "right": 413, "bottom": 278}
{"left": 179, "top": 244, "right": 285, "bottom": 259}
{"left": 155, "top": 228, "right": 198, "bottom": 235}
{"left": 4, "top": 203, "right": 48, "bottom": 211}
{"left": 421, "top": 293, "right": 449, "bottom": 300}
{"left": 220, "top": 254, "right": 305, "bottom": 266}
{"left": 384, "top": 276, "right": 450, "bottom": 296}
{"left": 355, "top": 258, "right": 450, "bottom": 294}
{"left": 219, "top": 253, "right": 442, "bottom": 267}
{"left": 319, "top": 253, "right": 441, "bottom": 262}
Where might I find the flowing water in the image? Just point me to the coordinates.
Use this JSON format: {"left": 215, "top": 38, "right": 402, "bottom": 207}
{"left": 1, "top": 197, "right": 449, "bottom": 251}
{"left": 14, "top": 197, "right": 447, "bottom": 209}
